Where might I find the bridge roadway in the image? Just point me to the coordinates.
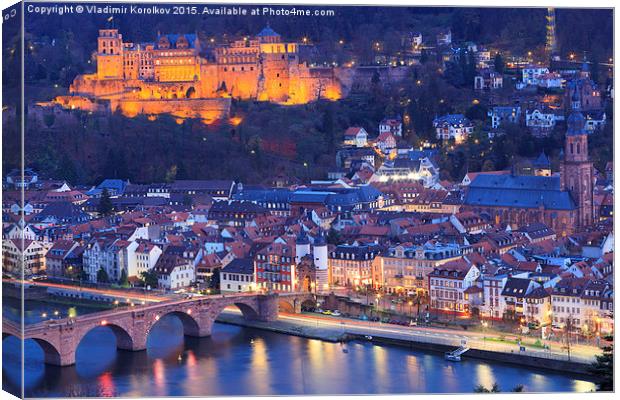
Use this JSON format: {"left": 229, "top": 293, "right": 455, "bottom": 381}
{"left": 2, "top": 292, "right": 313, "bottom": 366}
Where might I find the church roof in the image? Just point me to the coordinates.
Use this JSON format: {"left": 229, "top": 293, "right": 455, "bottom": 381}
{"left": 464, "top": 174, "right": 576, "bottom": 211}
{"left": 533, "top": 152, "right": 551, "bottom": 168}
{"left": 566, "top": 111, "right": 587, "bottom": 136}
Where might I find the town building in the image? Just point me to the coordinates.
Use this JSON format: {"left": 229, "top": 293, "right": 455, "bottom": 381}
{"left": 474, "top": 69, "right": 503, "bottom": 90}
{"left": 329, "top": 243, "right": 381, "bottom": 288}
{"left": 522, "top": 66, "right": 550, "bottom": 86}
{"left": 371, "top": 157, "right": 439, "bottom": 188}
{"left": 220, "top": 258, "right": 255, "bottom": 292}
{"left": 375, "top": 242, "right": 463, "bottom": 295}
{"left": 153, "top": 250, "right": 195, "bottom": 290}
{"left": 433, "top": 114, "right": 474, "bottom": 143}
{"left": 488, "top": 106, "right": 521, "bottom": 129}
{"left": 436, "top": 29, "right": 452, "bottom": 46}
{"left": 343, "top": 127, "right": 369, "bottom": 147}
{"left": 134, "top": 241, "right": 163, "bottom": 279}
{"left": 565, "top": 63, "right": 603, "bottom": 112}
{"left": 428, "top": 260, "right": 481, "bottom": 315}
{"left": 45, "top": 240, "right": 81, "bottom": 278}
{"left": 2, "top": 238, "right": 48, "bottom": 277}
{"left": 379, "top": 116, "right": 403, "bottom": 137}
{"left": 525, "top": 106, "right": 561, "bottom": 136}
{"left": 254, "top": 240, "right": 297, "bottom": 292}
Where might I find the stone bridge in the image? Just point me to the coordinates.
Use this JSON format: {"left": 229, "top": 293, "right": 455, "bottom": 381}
{"left": 2, "top": 292, "right": 315, "bottom": 367}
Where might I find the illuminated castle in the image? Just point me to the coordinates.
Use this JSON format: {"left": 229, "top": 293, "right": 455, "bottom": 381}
{"left": 64, "top": 26, "right": 343, "bottom": 122}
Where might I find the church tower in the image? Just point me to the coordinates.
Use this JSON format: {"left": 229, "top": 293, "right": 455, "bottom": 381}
{"left": 561, "top": 103, "right": 594, "bottom": 229}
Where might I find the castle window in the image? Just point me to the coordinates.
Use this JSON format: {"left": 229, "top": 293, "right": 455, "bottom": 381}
{"left": 577, "top": 143, "right": 580, "bottom": 154}
{"left": 570, "top": 143, "right": 574, "bottom": 154}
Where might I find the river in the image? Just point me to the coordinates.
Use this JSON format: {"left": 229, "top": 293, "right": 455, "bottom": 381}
{"left": 2, "top": 300, "right": 596, "bottom": 397}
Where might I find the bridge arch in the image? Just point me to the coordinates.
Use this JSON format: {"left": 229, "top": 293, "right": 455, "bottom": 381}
{"left": 33, "top": 338, "right": 62, "bottom": 365}
{"left": 278, "top": 299, "right": 296, "bottom": 313}
{"left": 231, "top": 302, "right": 260, "bottom": 320}
{"left": 278, "top": 294, "right": 316, "bottom": 313}
{"left": 3, "top": 335, "right": 64, "bottom": 366}
{"left": 77, "top": 322, "right": 135, "bottom": 352}
{"left": 150, "top": 311, "right": 202, "bottom": 337}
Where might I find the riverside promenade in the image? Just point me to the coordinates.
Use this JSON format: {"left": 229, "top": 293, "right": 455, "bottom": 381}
{"left": 217, "top": 309, "right": 599, "bottom": 374}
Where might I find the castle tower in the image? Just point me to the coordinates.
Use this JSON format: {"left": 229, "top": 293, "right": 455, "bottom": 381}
{"left": 96, "top": 29, "right": 124, "bottom": 80}
{"left": 561, "top": 110, "right": 594, "bottom": 229}
{"left": 295, "top": 230, "right": 311, "bottom": 264}
{"left": 313, "top": 231, "right": 329, "bottom": 292}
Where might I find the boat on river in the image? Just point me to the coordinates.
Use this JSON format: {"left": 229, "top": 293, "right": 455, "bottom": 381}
{"left": 444, "top": 346, "right": 469, "bottom": 362}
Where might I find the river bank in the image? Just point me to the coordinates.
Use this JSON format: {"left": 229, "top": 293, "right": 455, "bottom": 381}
{"left": 216, "top": 311, "right": 597, "bottom": 378}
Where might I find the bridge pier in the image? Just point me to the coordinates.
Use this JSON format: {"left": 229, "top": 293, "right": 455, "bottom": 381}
{"left": 116, "top": 333, "right": 147, "bottom": 352}
{"left": 294, "top": 300, "right": 302, "bottom": 314}
{"left": 255, "top": 294, "right": 279, "bottom": 322}
{"left": 184, "top": 324, "right": 213, "bottom": 338}
{"left": 46, "top": 348, "right": 76, "bottom": 367}
{"left": 36, "top": 337, "right": 77, "bottom": 367}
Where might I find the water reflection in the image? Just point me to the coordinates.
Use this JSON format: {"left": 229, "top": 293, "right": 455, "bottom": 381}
{"left": 475, "top": 363, "right": 497, "bottom": 390}
{"left": 3, "top": 314, "right": 597, "bottom": 397}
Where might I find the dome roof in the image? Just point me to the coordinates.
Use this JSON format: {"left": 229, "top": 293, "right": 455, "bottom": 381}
{"left": 581, "top": 62, "right": 590, "bottom": 72}
{"left": 566, "top": 111, "right": 586, "bottom": 136}
{"left": 257, "top": 25, "right": 280, "bottom": 37}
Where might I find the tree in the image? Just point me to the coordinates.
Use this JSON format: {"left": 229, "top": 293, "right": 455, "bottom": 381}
{"left": 208, "top": 267, "right": 221, "bottom": 289}
{"left": 119, "top": 269, "right": 129, "bottom": 287}
{"left": 589, "top": 55, "right": 600, "bottom": 85}
{"left": 419, "top": 49, "right": 429, "bottom": 64}
{"left": 589, "top": 338, "right": 613, "bottom": 391}
{"left": 474, "top": 383, "right": 501, "bottom": 393}
{"left": 494, "top": 53, "right": 505, "bottom": 74}
{"left": 96, "top": 267, "right": 110, "bottom": 284}
{"left": 140, "top": 270, "right": 159, "bottom": 289}
{"left": 97, "top": 188, "right": 114, "bottom": 216}
{"left": 481, "top": 159, "right": 496, "bottom": 172}
{"left": 473, "top": 383, "right": 525, "bottom": 392}
{"left": 327, "top": 228, "right": 342, "bottom": 245}
{"left": 466, "top": 103, "right": 488, "bottom": 122}
{"left": 164, "top": 165, "right": 177, "bottom": 183}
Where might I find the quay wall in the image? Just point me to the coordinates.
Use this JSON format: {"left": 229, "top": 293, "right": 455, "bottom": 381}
{"left": 216, "top": 311, "right": 595, "bottom": 378}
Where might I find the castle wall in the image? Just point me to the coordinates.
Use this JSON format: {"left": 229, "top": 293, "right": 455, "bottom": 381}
{"left": 334, "top": 66, "right": 410, "bottom": 95}
{"left": 70, "top": 75, "right": 129, "bottom": 98}
{"left": 111, "top": 98, "right": 231, "bottom": 122}
{"left": 215, "top": 64, "right": 261, "bottom": 99}
{"left": 154, "top": 61, "right": 201, "bottom": 83}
